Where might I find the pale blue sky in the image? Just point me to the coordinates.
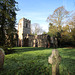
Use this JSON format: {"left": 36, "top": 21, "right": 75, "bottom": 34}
{"left": 16, "top": 0, "right": 75, "bottom": 32}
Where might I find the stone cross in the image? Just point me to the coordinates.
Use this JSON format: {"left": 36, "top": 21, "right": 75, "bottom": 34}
{"left": 48, "top": 49, "right": 61, "bottom": 75}
{"left": 0, "top": 48, "right": 5, "bottom": 69}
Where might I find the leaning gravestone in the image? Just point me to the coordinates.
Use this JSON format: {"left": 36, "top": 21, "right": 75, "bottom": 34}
{"left": 48, "top": 49, "right": 61, "bottom": 75}
{"left": 0, "top": 48, "right": 5, "bottom": 69}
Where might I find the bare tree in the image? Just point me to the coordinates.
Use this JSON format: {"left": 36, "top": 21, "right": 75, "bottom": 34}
{"left": 68, "top": 12, "right": 75, "bottom": 28}
{"left": 31, "top": 23, "right": 43, "bottom": 35}
{"left": 47, "top": 6, "right": 69, "bottom": 31}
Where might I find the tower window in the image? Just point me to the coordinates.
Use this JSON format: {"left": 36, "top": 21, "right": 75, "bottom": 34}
{"left": 26, "top": 23, "right": 28, "bottom": 28}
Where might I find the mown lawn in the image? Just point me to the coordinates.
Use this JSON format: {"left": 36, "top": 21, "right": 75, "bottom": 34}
{"left": 0, "top": 47, "right": 75, "bottom": 75}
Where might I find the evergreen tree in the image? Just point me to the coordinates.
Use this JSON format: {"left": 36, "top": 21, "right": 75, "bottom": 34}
{"left": 0, "top": 0, "right": 18, "bottom": 47}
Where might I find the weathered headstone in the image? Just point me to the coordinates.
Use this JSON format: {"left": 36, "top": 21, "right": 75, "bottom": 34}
{"left": 0, "top": 48, "right": 5, "bottom": 69}
{"left": 48, "top": 49, "right": 61, "bottom": 75}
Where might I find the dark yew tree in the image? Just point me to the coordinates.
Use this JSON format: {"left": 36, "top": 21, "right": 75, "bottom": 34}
{"left": 0, "top": 0, "right": 18, "bottom": 48}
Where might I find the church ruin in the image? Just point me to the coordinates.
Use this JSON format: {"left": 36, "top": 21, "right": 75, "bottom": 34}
{"left": 18, "top": 18, "right": 58, "bottom": 47}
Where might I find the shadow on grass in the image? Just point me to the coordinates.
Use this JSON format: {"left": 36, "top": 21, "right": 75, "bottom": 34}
{"left": 5, "top": 47, "right": 53, "bottom": 55}
{"left": 5, "top": 47, "right": 46, "bottom": 55}
{"left": 1, "top": 47, "right": 75, "bottom": 75}
{"left": 5, "top": 49, "right": 16, "bottom": 55}
{"left": 0, "top": 48, "right": 52, "bottom": 75}
{"left": 13, "top": 47, "right": 52, "bottom": 53}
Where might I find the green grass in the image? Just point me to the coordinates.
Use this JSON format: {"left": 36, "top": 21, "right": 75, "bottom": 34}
{"left": 0, "top": 47, "right": 75, "bottom": 75}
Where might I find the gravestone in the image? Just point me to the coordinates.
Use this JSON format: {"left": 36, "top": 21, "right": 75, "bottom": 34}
{"left": 48, "top": 49, "right": 61, "bottom": 75}
{"left": 0, "top": 48, "right": 5, "bottom": 69}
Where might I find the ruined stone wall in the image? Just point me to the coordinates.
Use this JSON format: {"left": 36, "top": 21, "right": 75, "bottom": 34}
{"left": 24, "top": 34, "right": 58, "bottom": 48}
{"left": 28, "top": 35, "right": 35, "bottom": 47}
{"left": 27, "top": 34, "right": 49, "bottom": 47}
{"left": 37, "top": 35, "right": 48, "bottom": 47}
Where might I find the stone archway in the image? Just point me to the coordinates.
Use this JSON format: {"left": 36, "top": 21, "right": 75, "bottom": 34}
{"left": 33, "top": 39, "right": 38, "bottom": 47}
{"left": 35, "top": 39, "right": 38, "bottom": 47}
{"left": 23, "top": 37, "right": 29, "bottom": 47}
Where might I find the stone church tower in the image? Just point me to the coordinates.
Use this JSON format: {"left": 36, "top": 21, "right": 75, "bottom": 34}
{"left": 18, "top": 18, "right": 58, "bottom": 48}
{"left": 18, "top": 18, "right": 31, "bottom": 47}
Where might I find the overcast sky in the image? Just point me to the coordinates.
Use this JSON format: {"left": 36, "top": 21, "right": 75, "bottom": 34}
{"left": 16, "top": 0, "right": 75, "bottom": 32}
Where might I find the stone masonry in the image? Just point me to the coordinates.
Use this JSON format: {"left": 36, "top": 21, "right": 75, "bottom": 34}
{"left": 24, "top": 34, "right": 49, "bottom": 47}
{"left": 18, "top": 18, "right": 31, "bottom": 47}
{"left": 18, "top": 17, "right": 58, "bottom": 47}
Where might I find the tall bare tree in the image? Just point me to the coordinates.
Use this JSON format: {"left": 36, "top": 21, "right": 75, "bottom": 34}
{"left": 31, "top": 23, "right": 43, "bottom": 35}
{"left": 68, "top": 12, "right": 75, "bottom": 28}
{"left": 47, "top": 6, "right": 69, "bottom": 31}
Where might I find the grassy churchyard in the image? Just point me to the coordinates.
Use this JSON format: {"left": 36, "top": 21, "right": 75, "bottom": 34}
{"left": 0, "top": 47, "right": 75, "bottom": 75}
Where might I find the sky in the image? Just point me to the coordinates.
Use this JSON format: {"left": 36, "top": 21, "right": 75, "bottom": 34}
{"left": 16, "top": 0, "right": 75, "bottom": 32}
